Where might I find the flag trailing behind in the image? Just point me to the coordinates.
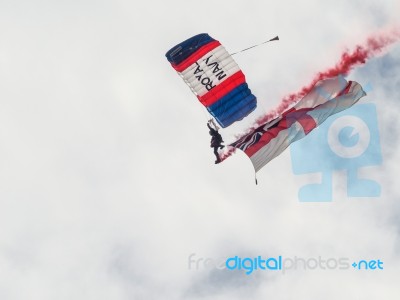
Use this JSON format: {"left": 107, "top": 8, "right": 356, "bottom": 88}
{"left": 231, "top": 77, "right": 366, "bottom": 172}
{"left": 165, "top": 33, "right": 257, "bottom": 128}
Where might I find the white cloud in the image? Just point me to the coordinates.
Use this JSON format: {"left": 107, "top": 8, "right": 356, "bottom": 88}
{"left": 0, "top": 0, "right": 399, "bottom": 299}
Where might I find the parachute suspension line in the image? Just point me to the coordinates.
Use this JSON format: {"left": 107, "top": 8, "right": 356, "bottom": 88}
{"left": 255, "top": 173, "right": 258, "bottom": 185}
{"left": 201, "top": 106, "right": 221, "bottom": 130}
{"left": 230, "top": 36, "right": 279, "bottom": 56}
{"left": 202, "top": 110, "right": 217, "bottom": 131}
{"left": 209, "top": 119, "right": 219, "bottom": 131}
{"left": 201, "top": 106, "right": 209, "bottom": 121}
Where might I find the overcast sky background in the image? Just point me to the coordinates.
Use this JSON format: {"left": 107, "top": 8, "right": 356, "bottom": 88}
{"left": 0, "top": 0, "right": 400, "bottom": 299}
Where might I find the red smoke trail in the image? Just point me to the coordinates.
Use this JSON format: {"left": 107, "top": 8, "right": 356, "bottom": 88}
{"left": 220, "top": 146, "right": 236, "bottom": 161}
{"left": 221, "top": 28, "right": 400, "bottom": 161}
{"left": 255, "top": 28, "right": 400, "bottom": 126}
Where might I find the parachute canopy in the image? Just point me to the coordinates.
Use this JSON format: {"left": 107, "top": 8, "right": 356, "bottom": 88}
{"left": 166, "top": 33, "right": 257, "bottom": 128}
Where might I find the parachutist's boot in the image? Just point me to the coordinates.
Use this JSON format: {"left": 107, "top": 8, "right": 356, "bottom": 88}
{"left": 219, "top": 145, "right": 225, "bottom": 149}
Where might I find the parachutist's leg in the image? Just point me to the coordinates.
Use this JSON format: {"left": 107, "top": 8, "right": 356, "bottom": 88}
{"left": 214, "top": 147, "right": 221, "bottom": 164}
{"left": 213, "top": 147, "right": 219, "bottom": 159}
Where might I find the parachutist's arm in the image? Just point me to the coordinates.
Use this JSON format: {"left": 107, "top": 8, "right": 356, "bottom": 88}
{"left": 210, "top": 119, "right": 220, "bottom": 131}
{"left": 207, "top": 123, "right": 212, "bottom": 130}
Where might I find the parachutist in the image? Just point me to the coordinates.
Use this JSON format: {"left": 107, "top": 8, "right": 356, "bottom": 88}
{"left": 207, "top": 120, "right": 224, "bottom": 164}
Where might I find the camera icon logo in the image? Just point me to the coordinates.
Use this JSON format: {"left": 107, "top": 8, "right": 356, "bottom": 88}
{"left": 327, "top": 115, "right": 371, "bottom": 159}
{"left": 290, "top": 103, "right": 382, "bottom": 202}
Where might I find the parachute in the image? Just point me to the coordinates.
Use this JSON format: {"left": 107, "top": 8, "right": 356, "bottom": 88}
{"left": 165, "top": 33, "right": 257, "bottom": 128}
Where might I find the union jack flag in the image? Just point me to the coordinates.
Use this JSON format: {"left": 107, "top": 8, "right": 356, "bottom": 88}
{"left": 230, "top": 77, "right": 366, "bottom": 172}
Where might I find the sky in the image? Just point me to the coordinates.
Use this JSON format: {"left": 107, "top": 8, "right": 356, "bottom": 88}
{"left": 0, "top": 0, "right": 399, "bottom": 299}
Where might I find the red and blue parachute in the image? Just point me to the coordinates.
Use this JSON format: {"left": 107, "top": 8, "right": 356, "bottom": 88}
{"left": 165, "top": 33, "right": 257, "bottom": 128}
